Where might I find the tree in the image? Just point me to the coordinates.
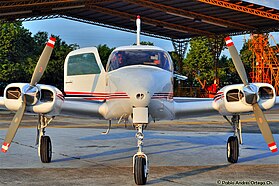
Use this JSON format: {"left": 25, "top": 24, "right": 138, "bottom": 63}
{"left": 183, "top": 37, "right": 215, "bottom": 87}
{"left": 133, "top": 41, "right": 154, "bottom": 46}
{"left": 33, "top": 33, "right": 79, "bottom": 90}
{"left": 97, "top": 44, "right": 115, "bottom": 68}
{"left": 0, "top": 23, "right": 79, "bottom": 93}
{"left": 239, "top": 40, "right": 253, "bottom": 82}
{"left": 0, "top": 21, "right": 34, "bottom": 83}
{"left": 218, "top": 55, "right": 241, "bottom": 86}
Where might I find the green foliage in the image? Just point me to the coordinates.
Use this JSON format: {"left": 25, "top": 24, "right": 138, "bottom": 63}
{"left": 139, "top": 41, "right": 154, "bottom": 46}
{"left": 168, "top": 51, "right": 180, "bottom": 72}
{"left": 31, "top": 33, "right": 79, "bottom": 90}
{"left": 133, "top": 41, "right": 154, "bottom": 46}
{"left": 183, "top": 37, "right": 215, "bottom": 86}
{"left": 97, "top": 44, "right": 115, "bottom": 68}
{"left": 182, "top": 36, "right": 251, "bottom": 88}
{"left": 0, "top": 22, "right": 34, "bottom": 83}
{"left": 217, "top": 55, "right": 241, "bottom": 86}
{"left": 239, "top": 41, "right": 252, "bottom": 81}
{"left": 0, "top": 23, "right": 79, "bottom": 92}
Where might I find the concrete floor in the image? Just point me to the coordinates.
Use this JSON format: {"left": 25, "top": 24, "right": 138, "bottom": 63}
{"left": 0, "top": 111, "right": 278, "bottom": 185}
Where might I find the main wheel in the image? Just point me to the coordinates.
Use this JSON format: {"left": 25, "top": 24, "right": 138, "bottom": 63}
{"left": 40, "top": 136, "right": 52, "bottom": 163}
{"left": 227, "top": 136, "right": 239, "bottom": 163}
{"left": 134, "top": 156, "right": 147, "bottom": 185}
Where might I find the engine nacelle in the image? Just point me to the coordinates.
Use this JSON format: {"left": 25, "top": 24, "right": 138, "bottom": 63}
{"left": 213, "top": 83, "right": 276, "bottom": 116}
{"left": 4, "top": 83, "right": 64, "bottom": 116}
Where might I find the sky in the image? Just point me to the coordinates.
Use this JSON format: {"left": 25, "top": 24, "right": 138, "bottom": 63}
{"left": 22, "top": 0, "right": 279, "bottom": 56}
{"left": 23, "top": 18, "right": 174, "bottom": 51}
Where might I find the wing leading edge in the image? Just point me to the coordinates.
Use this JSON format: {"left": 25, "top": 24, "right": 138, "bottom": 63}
{"left": 61, "top": 99, "right": 103, "bottom": 119}
{"left": 173, "top": 97, "right": 218, "bottom": 119}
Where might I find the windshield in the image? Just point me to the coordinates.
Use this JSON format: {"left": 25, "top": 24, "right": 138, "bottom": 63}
{"left": 107, "top": 50, "right": 172, "bottom": 71}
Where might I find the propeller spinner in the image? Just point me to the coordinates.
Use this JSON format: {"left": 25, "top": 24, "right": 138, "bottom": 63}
{"left": 1, "top": 37, "right": 56, "bottom": 153}
{"left": 225, "top": 36, "right": 277, "bottom": 153}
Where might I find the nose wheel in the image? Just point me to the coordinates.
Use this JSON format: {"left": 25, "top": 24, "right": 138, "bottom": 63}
{"left": 133, "top": 124, "right": 149, "bottom": 185}
{"left": 133, "top": 154, "right": 148, "bottom": 185}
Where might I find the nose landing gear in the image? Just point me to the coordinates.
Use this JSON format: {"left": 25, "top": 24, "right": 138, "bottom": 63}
{"left": 133, "top": 124, "right": 148, "bottom": 185}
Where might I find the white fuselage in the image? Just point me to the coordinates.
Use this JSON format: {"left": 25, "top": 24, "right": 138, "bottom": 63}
{"left": 99, "top": 65, "right": 174, "bottom": 120}
{"left": 63, "top": 45, "right": 175, "bottom": 121}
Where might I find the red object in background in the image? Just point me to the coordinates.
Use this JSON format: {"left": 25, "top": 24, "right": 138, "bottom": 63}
{"left": 207, "top": 83, "right": 217, "bottom": 98}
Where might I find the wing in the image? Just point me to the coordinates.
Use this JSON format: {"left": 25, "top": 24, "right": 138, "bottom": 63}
{"left": 173, "top": 97, "right": 218, "bottom": 119}
{"left": 0, "top": 97, "right": 4, "bottom": 109}
{"left": 272, "top": 96, "right": 279, "bottom": 110}
{"left": 0, "top": 97, "right": 4, "bottom": 105}
{"left": 61, "top": 98, "right": 104, "bottom": 119}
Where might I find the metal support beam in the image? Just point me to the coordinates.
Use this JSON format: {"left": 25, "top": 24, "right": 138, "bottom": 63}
{"left": 198, "top": 0, "right": 279, "bottom": 21}
{"left": 124, "top": 0, "right": 254, "bottom": 30}
{"left": 61, "top": 15, "right": 172, "bottom": 40}
{"left": 87, "top": 4, "right": 213, "bottom": 36}
{"left": 0, "top": 0, "right": 83, "bottom": 9}
{"left": 208, "top": 35, "right": 226, "bottom": 84}
{"left": 172, "top": 39, "right": 190, "bottom": 96}
{"left": 172, "top": 39, "right": 189, "bottom": 73}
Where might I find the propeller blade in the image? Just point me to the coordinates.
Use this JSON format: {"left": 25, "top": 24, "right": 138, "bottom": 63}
{"left": 253, "top": 103, "right": 277, "bottom": 153}
{"left": 1, "top": 98, "right": 27, "bottom": 153}
{"left": 225, "top": 36, "right": 249, "bottom": 86}
{"left": 30, "top": 37, "right": 56, "bottom": 86}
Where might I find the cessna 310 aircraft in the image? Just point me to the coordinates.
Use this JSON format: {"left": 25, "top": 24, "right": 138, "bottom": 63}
{"left": 1, "top": 16, "right": 279, "bottom": 185}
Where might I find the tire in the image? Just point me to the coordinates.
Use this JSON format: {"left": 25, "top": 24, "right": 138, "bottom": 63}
{"left": 134, "top": 156, "right": 147, "bottom": 185}
{"left": 40, "top": 136, "right": 52, "bottom": 163}
{"left": 227, "top": 136, "right": 239, "bottom": 163}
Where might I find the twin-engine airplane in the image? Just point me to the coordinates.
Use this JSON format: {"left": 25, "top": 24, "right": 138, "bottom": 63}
{"left": 1, "top": 16, "right": 279, "bottom": 185}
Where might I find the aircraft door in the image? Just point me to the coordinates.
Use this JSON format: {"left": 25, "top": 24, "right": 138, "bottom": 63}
{"left": 64, "top": 47, "right": 106, "bottom": 94}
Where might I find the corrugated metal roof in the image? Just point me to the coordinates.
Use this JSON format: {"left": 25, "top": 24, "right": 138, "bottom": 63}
{"left": 1, "top": 0, "right": 279, "bottom": 40}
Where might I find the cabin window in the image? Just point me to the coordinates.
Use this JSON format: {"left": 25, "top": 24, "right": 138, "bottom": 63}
{"left": 67, "top": 53, "right": 101, "bottom": 76}
{"left": 226, "top": 89, "right": 240, "bottom": 102}
{"left": 259, "top": 87, "right": 274, "bottom": 100}
{"left": 107, "top": 50, "right": 172, "bottom": 72}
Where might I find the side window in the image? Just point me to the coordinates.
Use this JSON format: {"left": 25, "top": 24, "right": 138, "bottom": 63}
{"left": 67, "top": 53, "right": 101, "bottom": 76}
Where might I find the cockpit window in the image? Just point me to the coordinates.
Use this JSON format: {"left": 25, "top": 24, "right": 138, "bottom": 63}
{"left": 107, "top": 50, "right": 172, "bottom": 71}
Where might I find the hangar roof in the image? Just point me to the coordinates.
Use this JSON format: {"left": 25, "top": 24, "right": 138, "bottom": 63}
{"left": 1, "top": 0, "right": 279, "bottom": 40}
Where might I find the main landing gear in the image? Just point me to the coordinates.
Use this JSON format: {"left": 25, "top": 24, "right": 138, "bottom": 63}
{"left": 133, "top": 124, "right": 149, "bottom": 185}
{"left": 36, "top": 114, "right": 54, "bottom": 163}
{"left": 223, "top": 115, "right": 242, "bottom": 163}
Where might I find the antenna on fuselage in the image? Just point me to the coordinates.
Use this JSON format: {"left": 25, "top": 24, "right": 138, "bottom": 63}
{"left": 136, "top": 15, "right": 141, "bottom": 46}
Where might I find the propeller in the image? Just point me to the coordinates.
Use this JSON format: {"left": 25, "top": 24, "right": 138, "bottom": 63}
{"left": 225, "top": 36, "right": 277, "bottom": 153}
{"left": 1, "top": 37, "right": 56, "bottom": 153}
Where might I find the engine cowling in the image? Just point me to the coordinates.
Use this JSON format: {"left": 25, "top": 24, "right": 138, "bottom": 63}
{"left": 213, "top": 83, "right": 276, "bottom": 115}
{"left": 4, "top": 83, "right": 64, "bottom": 116}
